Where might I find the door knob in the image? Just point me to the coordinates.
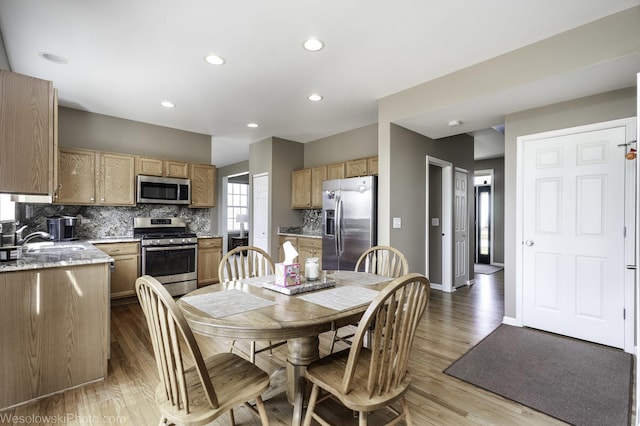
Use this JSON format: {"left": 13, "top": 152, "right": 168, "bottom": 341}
{"left": 525, "top": 240, "right": 534, "bottom": 246}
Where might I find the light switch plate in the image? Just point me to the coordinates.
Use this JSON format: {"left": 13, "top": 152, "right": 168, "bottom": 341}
{"left": 431, "top": 218, "right": 440, "bottom": 226}
{"left": 392, "top": 217, "right": 401, "bottom": 229}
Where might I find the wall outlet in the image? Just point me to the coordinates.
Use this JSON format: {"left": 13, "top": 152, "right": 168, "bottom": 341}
{"left": 431, "top": 217, "right": 440, "bottom": 226}
{"left": 392, "top": 217, "right": 401, "bottom": 229}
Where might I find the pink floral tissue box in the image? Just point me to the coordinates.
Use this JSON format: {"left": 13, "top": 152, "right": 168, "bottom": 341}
{"left": 275, "top": 263, "right": 300, "bottom": 287}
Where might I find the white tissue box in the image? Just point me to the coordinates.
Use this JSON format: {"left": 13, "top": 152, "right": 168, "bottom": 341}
{"left": 275, "top": 263, "right": 300, "bottom": 287}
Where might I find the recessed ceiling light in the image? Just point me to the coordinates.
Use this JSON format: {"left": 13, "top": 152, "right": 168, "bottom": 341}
{"left": 247, "top": 123, "right": 259, "bottom": 128}
{"left": 448, "top": 119, "right": 462, "bottom": 127}
{"left": 39, "top": 52, "right": 68, "bottom": 64}
{"left": 303, "top": 38, "right": 324, "bottom": 52}
{"left": 160, "top": 101, "right": 175, "bottom": 108}
{"left": 308, "top": 94, "right": 323, "bottom": 102}
{"left": 204, "top": 54, "right": 225, "bottom": 65}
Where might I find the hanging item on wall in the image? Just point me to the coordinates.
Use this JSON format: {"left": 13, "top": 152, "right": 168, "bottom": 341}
{"left": 626, "top": 148, "right": 636, "bottom": 160}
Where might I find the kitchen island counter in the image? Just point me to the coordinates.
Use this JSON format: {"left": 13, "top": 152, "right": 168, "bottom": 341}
{"left": 0, "top": 241, "right": 113, "bottom": 273}
{"left": 0, "top": 242, "right": 111, "bottom": 409}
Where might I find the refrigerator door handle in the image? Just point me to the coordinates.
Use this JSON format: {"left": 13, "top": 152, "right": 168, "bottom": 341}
{"left": 336, "top": 196, "right": 343, "bottom": 257}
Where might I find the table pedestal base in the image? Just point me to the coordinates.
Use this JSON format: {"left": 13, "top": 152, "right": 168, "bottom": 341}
{"left": 286, "top": 336, "right": 320, "bottom": 426}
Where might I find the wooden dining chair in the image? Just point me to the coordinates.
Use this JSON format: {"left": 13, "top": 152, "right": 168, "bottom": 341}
{"left": 218, "top": 246, "right": 286, "bottom": 363}
{"left": 329, "top": 245, "right": 410, "bottom": 354}
{"left": 303, "top": 273, "right": 430, "bottom": 426}
{"left": 135, "top": 275, "right": 271, "bottom": 426}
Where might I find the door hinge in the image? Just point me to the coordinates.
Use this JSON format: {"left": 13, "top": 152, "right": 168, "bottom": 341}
{"left": 624, "top": 226, "right": 627, "bottom": 238}
{"left": 623, "top": 309, "right": 626, "bottom": 320}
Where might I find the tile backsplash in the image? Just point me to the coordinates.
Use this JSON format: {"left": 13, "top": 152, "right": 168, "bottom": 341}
{"left": 15, "top": 204, "right": 211, "bottom": 239}
{"left": 301, "top": 209, "right": 322, "bottom": 234}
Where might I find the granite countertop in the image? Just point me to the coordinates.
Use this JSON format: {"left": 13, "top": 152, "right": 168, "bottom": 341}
{"left": 86, "top": 236, "right": 141, "bottom": 244}
{"left": 0, "top": 241, "right": 114, "bottom": 272}
{"left": 278, "top": 232, "right": 322, "bottom": 239}
{"left": 277, "top": 226, "right": 322, "bottom": 239}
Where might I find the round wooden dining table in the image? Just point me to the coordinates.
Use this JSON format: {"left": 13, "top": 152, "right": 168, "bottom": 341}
{"left": 177, "top": 270, "right": 392, "bottom": 426}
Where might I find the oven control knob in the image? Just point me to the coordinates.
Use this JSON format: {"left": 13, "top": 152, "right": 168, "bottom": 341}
{"left": 169, "top": 239, "right": 175, "bottom": 244}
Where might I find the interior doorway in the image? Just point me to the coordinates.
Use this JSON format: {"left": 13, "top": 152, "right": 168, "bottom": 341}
{"left": 425, "top": 156, "right": 453, "bottom": 292}
{"left": 474, "top": 170, "right": 494, "bottom": 265}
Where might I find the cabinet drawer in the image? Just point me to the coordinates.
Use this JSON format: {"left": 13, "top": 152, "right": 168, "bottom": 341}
{"left": 298, "top": 237, "right": 322, "bottom": 249}
{"left": 94, "top": 242, "right": 140, "bottom": 256}
{"left": 198, "top": 237, "right": 222, "bottom": 249}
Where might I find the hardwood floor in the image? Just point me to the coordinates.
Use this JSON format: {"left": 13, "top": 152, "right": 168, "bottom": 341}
{"left": 2, "top": 271, "right": 577, "bottom": 425}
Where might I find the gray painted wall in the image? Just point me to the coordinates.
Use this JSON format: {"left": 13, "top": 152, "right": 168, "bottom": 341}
{"left": 249, "top": 136, "right": 304, "bottom": 258}
{"left": 389, "top": 124, "right": 475, "bottom": 280}
{"left": 59, "top": 107, "right": 211, "bottom": 163}
{"left": 503, "top": 87, "right": 636, "bottom": 318}
{"left": 304, "top": 123, "right": 377, "bottom": 167}
{"left": 474, "top": 157, "right": 505, "bottom": 264}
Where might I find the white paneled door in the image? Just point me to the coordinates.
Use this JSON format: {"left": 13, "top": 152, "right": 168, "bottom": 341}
{"left": 522, "top": 124, "right": 628, "bottom": 348}
{"left": 454, "top": 169, "right": 469, "bottom": 288}
{"left": 252, "top": 173, "right": 269, "bottom": 254}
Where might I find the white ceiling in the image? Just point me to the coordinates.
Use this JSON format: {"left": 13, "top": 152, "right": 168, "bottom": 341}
{"left": 0, "top": 0, "right": 638, "bottom": 166}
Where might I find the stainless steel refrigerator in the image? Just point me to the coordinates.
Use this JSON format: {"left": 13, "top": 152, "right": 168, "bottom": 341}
{"left": 322, "top": 176, "right": 377, "bottom": 270}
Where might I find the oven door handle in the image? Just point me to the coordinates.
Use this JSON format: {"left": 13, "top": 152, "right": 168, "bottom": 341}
{"left": 143, "top": 245, "right": 196, "bottom": 252}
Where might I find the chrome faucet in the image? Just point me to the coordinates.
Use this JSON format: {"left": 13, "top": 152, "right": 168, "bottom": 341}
{"left": 15, "top": 226, "right": 51, "bottom": 245}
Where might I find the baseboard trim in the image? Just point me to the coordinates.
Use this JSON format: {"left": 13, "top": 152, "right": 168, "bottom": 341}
{"left": 430, "top": 283, "right": 443, "bottom": 291}
{"left": 502, "top": 316, "right": 520, "bottom": 327}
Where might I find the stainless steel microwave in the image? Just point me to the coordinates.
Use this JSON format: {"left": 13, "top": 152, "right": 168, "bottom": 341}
{"left": 136, "top": 175, "right": 191, "bottom": 205}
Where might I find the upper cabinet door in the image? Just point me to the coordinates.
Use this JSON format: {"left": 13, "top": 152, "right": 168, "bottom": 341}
{"left": 57, "top": 148, "right": 96, "bottom": 204}
{"left": 165, "top": 160, "right": 189, "bottom": 178}
{"left": 0, "top": 70, "right": 55, "bottom": 195}
{"left": 98, "top": 152, "right": 136, "bottom": 205}
{"left": 326, "top": 163, "right": 345, "bottom": 180}
{"left": 311, "top": 166, "right": 327, "bottom": 208}
{"left": 345, "top": 158, "right": 368, "bottom": 177}
{"left": 136, "top": 156, "right": 163, "bottom": 176}
{"left": 291, "top": 169, "right": 312, "bottom": 209}
{"left": 190, "top": 163, "right": 217, "bottom": 208}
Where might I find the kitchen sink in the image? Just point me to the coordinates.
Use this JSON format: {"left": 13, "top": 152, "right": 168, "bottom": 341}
{"left": 24, "top": 242, "right": 87, "bottom": 253}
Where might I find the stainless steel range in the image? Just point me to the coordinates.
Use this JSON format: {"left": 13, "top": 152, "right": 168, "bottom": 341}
{"left": 133, "top": 217, "right": 197, "bottom": 297}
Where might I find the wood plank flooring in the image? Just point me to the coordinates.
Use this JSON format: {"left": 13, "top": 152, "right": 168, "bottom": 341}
{"left": 1, "top": 271, "right": 607, "bottom": 425}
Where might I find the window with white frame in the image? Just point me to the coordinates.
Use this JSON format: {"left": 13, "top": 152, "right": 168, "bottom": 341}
{"left": 227, "top": 182, "right": 248, "bottom": 231}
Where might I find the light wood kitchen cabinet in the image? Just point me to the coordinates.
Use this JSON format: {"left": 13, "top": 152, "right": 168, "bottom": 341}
{"left": 278, "top": 235, "right": 322, "bottom": 274}
{"left": 346, "top": 158, "right": 368, "bottom": 177}
{"left": 311, "top": 166, "right": 327, "bottom": 208}
{"left": 95, "top": 242, "right": 140, "bottom": 299}
{"left": 327, "top": 162, "right": 345, "bottom": 180}
{"left": 136, "top": 156, "right": 189, "bottom": 178}
{"left": 197, "top": 237, "right": 222, "bottom": 286}
{"left": 165, "top": 160, "right": 189, "bottom": 178}
{"left": 298, "top": 236, "right": 322, "bottom": 274}
{"left": 367, "top": 156, "right": 378, "bottom": 175}
{"left": 0, "top": 70, "right": 56, "bottom": 195}
{"left": 57, "top": 148, "right": 135, "bottom": 206}
{"left": 0, "top": 263, "right": 109, "bottom": 409}
{"left": 291, "top": 168, "right": 312, "bottom": 209}
{"left": 190, "top": 163, "right": 217, "bottom": 208}
{"left": 57, "top": 148, "right": 96, "bottom": 204}
{"left": 97, "top": 152, "right": 136, "bottom": 205}
{"left": 346, "top": 156, "right": 378, "bottom": 177}
{"left": 136, "top": 156, "right": 164, "bottom": 176}
{"left": 278, "top": 235, "right": 298, "bottom": 263}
